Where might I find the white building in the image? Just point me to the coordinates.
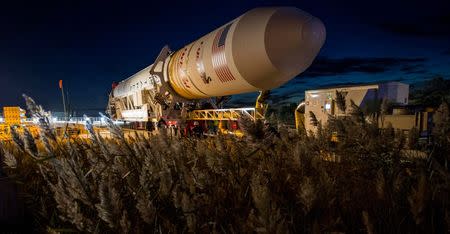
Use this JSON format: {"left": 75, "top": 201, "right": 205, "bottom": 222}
{"left": 304, "top": 82, "right": 409, "bottom": 132}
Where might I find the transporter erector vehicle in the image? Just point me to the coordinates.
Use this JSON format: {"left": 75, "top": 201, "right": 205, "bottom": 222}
{"left": 107, "top": 7, "right": 326, "bottom": 134}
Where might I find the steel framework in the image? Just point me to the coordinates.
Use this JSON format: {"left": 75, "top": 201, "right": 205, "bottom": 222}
{"left": 187, "top": 107, "right": 264, "bottom": 121}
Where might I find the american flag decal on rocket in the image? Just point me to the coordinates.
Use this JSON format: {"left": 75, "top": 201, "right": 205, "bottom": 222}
{"left": 212, "top": 24, "right": 236, "bottom": 83}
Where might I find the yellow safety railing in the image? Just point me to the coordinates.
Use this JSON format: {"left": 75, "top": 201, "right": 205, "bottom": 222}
{"left": 187, "top": 107, "right": 264, "bottom": 121}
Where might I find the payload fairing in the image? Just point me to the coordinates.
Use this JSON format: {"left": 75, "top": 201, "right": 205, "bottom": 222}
{"left": 109, "top": 7, "right": 326, "bottom": 122}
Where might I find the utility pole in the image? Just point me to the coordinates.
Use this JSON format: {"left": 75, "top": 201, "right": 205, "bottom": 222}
{"left": 66, "top": 89, "right": 71, "bottom": 118}
{"left": 59, "top": 80, "right": 67, "bottom": 120}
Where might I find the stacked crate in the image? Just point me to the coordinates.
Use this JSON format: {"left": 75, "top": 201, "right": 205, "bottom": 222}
{"left": 0, "top": 107, "right": 29, "bottom": 141}
{"left": 3, "top": 107, "right": 25, "bottom": 125}
{"left": 0, "top": 123, "right": 9, "bottom": 141}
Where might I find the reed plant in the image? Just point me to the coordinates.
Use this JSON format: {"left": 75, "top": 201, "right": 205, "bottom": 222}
{"left": 0, "top": 97, "right": 449, "bottom": 233}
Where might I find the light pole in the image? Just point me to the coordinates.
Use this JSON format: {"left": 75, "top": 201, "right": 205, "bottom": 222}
{"left": 59, "top": 80, "right": 67, "bottom": 120}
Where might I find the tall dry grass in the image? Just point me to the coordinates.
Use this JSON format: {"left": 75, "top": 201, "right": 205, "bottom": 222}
{"left": 0, "top": 96, "right": 449, "bottom": 233}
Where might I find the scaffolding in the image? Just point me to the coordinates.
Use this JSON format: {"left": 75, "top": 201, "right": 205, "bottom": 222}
{"left": 187, "top": 107, "right": 264, "bottom": 121}
{"left": 0, "top": 107, "right": 39, "bottom": 141}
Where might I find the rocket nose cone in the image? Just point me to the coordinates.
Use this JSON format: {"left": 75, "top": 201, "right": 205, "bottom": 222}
{"left": 231, "top": 7, "right": 326, "bottom": 91}
{"left": 302, "top": 17, "right": 326, "bottom": 48}
{"left": 264, "top": 8, "right": 326, "bottom": 86}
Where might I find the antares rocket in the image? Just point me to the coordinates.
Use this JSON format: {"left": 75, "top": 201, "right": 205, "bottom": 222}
{"left": 108, "top": 7, "right": 326, "bottom": 122}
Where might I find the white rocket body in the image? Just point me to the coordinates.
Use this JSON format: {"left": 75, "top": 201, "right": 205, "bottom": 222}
{"left": 111, "top": 7, "right": 326, "bottom": 121}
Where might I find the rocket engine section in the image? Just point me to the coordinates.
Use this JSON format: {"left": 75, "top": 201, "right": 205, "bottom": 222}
{"left": 108, "top": 7, "right": 326, "bottom": 122}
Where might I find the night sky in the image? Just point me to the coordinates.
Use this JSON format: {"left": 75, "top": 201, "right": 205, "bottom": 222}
{"left": 1, "top": 0, "right": 449, "bottom": 114}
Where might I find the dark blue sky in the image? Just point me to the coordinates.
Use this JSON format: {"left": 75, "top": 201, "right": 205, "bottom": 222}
{"left": 1, "top": 0, "right": 449, "bottom": 113}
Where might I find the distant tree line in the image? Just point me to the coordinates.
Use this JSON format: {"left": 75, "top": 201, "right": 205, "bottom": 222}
{"left": 410, "top": 76, "right": 450, "bottom": 107}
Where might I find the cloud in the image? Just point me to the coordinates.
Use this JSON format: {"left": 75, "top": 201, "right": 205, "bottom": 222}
{"left": 269, "top": 93, "right": 298, "bottom": 104}
{"left": 300, "top": 56, "right": 426, "bottom": 78}
{"left": 229, "top": 56, "right": 431, "bottom": 106}
{"left": 400, "top": 64, "right": 427, "bottom": 75}
{"left": 377, "top": 15, "right": 450, "bottom": 37}
{"left": 443, "top": 49, "right": 450, "bottom": 56}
